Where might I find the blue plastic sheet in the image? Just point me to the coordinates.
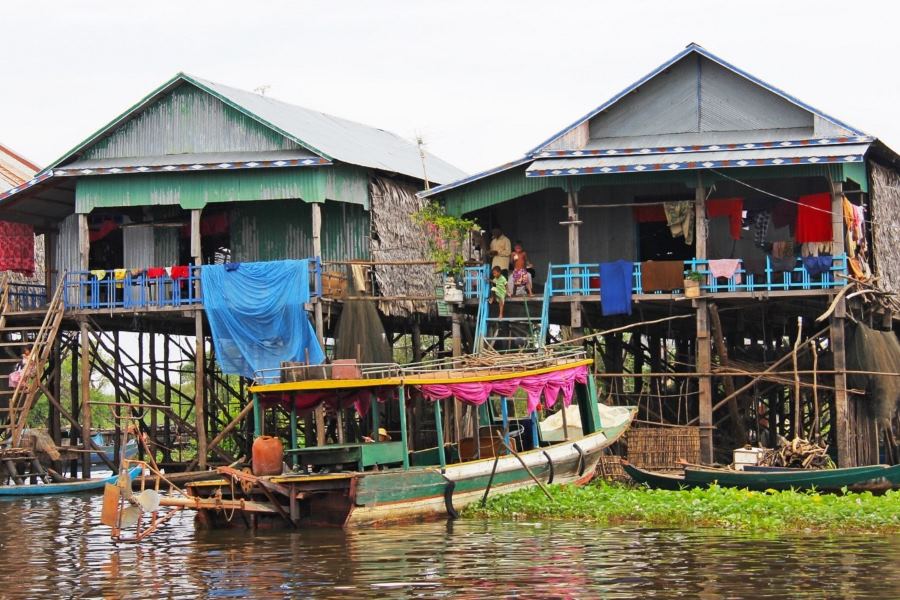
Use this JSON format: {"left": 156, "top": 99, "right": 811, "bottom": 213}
{"left": 201, "top": 260, "right": 324, "bottom": 379}
{"left": 599, "top": 260, "right": 633, "bottom": 316}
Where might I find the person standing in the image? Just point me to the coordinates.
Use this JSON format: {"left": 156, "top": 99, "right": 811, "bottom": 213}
{"left": 488, "top": 227, "right": 511, "bottom": 276}
{"left": 508, "top": 241, "right": 533, "bottom": 296}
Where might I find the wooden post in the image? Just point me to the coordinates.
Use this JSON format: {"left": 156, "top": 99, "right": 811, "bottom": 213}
{"left": 311, "top": 202, "right": 326, "bottom": 447}
{"left": 566, "top": 185, "right": 581, "bottom": 327}
{"left": 694, "top": 174, "right": 713, "bottom": 462}
{"left": 149, "top": 330, "right": 158, "bottom": 463}
{"left": 69, "top": 338, "right": 79, "bottom": 477}
{"left": 79, "top": 321, "right": 92, "bottom": 479}
{"left": 696, "top": 301, "right": 713, "bottom": 463}
{"left": 831, "top": 297, "right": 851, "bottom": 467}
{"left": 708, "top": 303, "right": 747, "bottom": 446}
{"left": 191, "top": 208, "right": 208, "bottom": 469}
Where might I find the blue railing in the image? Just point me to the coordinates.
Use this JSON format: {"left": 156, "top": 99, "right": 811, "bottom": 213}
{"left": 465, "top": 256, "right": 849, "bottom": 301}
{"left": 7, "top": 283, "right": 48, "bottom": 311}
{"left": 62, "top": 258, "right": 324, "bottom": 311}
{"left": 63, "top": 267, "right": 203, "bottom": 310}
{"left": 546, "top": 256, "right": 848, "bottom": 296}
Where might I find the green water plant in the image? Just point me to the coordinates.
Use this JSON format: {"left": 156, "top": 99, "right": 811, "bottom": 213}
{"left": 465, "top": 481, "right": 900, "bottom": 533}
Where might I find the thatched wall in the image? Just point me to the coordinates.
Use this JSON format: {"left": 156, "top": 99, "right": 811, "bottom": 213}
{"left": 869, "top": 161, "right": 900, "bottom": 294}
{"left": 369, "top": 175, "right": 437, "bottom": 317}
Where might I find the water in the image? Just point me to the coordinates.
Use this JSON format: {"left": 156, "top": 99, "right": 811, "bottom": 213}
{"left": 0, "top": 495, "right": 897, "bottom": 599}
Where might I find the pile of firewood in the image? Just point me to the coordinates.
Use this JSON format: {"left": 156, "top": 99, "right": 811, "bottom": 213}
{"left": 759, "top": 437, "right": 835, "bottom": 469}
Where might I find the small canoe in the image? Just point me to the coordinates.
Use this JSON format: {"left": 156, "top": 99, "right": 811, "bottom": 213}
{"left": 683, "top": 464, "right": 893, "bottom": 491}
{"left": 90, "top": 437, "right": 139, "bottom": 466}
{"left": 622, "top": 461, "right": 692, "bottom": 491}
{"left": 0, "top": 466, "right": 143, "bottom": 497}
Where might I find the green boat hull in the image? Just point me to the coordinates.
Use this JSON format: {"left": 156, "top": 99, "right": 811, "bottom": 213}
{"left": 684, "top": 464, "right": 894, "bottom": 491}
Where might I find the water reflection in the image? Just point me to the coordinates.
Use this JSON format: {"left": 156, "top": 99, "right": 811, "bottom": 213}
{"left": 0, "top": 495, "right": 897, "bottom": 598}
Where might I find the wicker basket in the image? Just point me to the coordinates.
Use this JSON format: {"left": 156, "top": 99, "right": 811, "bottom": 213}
{"left": 627, "top": 426, "right": 700, "bottom": 472}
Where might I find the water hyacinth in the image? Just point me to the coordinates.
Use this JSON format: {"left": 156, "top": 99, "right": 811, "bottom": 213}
{"left": 464, "top": 481, "right": 900, "bottom": 533}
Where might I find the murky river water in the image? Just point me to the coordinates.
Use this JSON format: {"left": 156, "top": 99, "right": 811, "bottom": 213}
{"left": 0, "top": 494, "right": 897, "bottom": 599}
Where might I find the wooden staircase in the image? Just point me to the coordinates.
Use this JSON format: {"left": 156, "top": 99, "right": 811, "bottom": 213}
{"left": 0, "top": 275, "right": 65, "bottom": 447}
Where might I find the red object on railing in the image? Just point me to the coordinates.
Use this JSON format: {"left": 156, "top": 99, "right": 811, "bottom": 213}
{"left": 147, "top": 267, "right": 166, "bottom": 278}
{"left": 170, "top": 265, "right": 190, "bottom": 279}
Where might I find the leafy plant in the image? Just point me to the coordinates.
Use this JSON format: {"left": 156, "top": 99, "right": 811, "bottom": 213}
{"left": 412, "top": 201, "right": 478, "bottom": 278}
{"left": 686, "top": 271, "right": 704, "bottom": 282}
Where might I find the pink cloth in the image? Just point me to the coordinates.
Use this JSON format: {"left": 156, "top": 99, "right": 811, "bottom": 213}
{"left": 261, "top": 388, "right": 390, "bottom": 417}
{"left": 416, "top": 364, "right": 589, "bottom": 414}
{"left": 708, "top": 259, "right": 742, "bottom": 284}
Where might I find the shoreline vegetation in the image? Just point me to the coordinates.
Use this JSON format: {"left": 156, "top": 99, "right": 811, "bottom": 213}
{"left": 464, "top": 481, "right": 900, "bottom": 533}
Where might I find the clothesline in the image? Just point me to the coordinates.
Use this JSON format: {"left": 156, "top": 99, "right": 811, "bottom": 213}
{"left": 706, "top": 168, "right": 877, "bottom": 228}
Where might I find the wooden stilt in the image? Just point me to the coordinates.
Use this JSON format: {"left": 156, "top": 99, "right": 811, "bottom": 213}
{"left": 79, "top": 321, "right": 92, "bottom": 479}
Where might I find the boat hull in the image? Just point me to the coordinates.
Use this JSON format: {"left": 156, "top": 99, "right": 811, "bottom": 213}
{"left": 0, "top": 466, "right": 142, "bottom": 497}
{"left": 189, "top": 411, "right": 635, "bottom": 529}
{"left": 683, "top": 464, "right": 894, "bottom": 491}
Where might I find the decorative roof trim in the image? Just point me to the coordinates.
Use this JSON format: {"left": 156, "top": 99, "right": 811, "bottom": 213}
{"left": 54, "top": 156, "right": 331, "bottom": 177}
{"left": 0, "top": 171, "right": 54, "bottom": 203}
{"left": 534, "top": 136, "right": 875, "bottom": 159}
{"left": 526, "top": 153, "right": 865, "bottom": 178}
{"left": 417, "top": 156, "right": 532, "bottom": 198}
{"left": 528, "top": 44, "right": 866, "bottom": 155}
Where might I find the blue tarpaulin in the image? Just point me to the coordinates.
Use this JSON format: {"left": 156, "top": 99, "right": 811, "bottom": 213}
{"left": 201, "top": 260, "right": 324, "bottom": 379}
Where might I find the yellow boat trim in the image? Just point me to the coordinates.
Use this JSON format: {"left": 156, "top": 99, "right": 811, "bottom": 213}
{"left": 250, "top": 359, "right": 593, "bottom": 393}
{"left": 270, "top": 472, "right": 354, "bottom": 484}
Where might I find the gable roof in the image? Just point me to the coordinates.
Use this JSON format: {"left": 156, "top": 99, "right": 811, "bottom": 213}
{"left": 422, "top": 44, "right": 876, "bottom": 198}
{"left": 47, "top": 73, "right": 465, "bottom": 185}
{"left": 529, "top": 43, "right": 865, "bottom": 155}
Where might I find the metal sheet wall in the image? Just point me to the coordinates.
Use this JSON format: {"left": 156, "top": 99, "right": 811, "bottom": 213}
{"left": 154, "top": 227, "right": 180, "bottom": 265}
{"left": 230, "top": 199, "right": 370, "bottom": 263}
{"left": 53, "top": 214, "right": 81, "bottom": 299}
{"left": 83, "top": 84, "right": 301, "bottom": 159}
{"left": 123, "top": 225, "right": 154, "bottom": 270}
{"left": 75, "top": 165, "right": 370, "bottom": 213}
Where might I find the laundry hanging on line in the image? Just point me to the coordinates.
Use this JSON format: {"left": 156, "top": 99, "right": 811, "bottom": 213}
{"left": 708, "top": 259, "right": 742, "bottom": 284}
{"left": 706, "top": 198, "right": 744, "bottom": 240}
{"left": 664, "top": 201, "right": 694, "bottom": 245}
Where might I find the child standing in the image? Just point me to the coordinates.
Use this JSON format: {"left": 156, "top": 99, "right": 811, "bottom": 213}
{"left": 508, "top": 241, "right": 533, "bottom": 296}
{"left": 488, "top": 266, "right": 508, "bottom": 318}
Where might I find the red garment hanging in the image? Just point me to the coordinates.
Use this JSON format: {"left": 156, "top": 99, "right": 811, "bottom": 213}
{"left": 706, "top": 198, "right": 744, "bottom": 240}
{"left": 795, "top": 193, "right": 833, "bottom": 243}
{"left": 632, "top": 205, "right": 667, "bottom": 223}
{"left": 0, "top": 221, "right": 34, "bottom": 276}
{"left": 89, "top": 218, "right": 118, "bottom": 242}
{"left": 170, "top": 265, "right": 190, "bottom": 279}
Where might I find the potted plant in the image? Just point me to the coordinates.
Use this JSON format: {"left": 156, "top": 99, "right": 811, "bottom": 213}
{"left": 413, "top": 201, "right": 478, "bottom": 303}
{"left": 684, "top": 271, "right": 703, "bottom": 298}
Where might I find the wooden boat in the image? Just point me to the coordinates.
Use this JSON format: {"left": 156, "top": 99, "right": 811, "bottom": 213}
{"left": 89, "top": 434, "right": 139, "bottom": 465}
{"left": 119, "top": 351, "right": 636, "bottom": 532}
{"left": 683, "top": 464, "right": 896, "bottom": 491}
{"left": 0, "top": 466, "right": 143, "bottom": 497}
{"left": 621, "top": 461, "right": 692, "bottom": 490}
{"left": 743, "top": 464, "right": 900, "bottom": 490}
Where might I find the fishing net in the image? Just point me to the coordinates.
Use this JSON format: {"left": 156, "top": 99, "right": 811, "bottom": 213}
{"left": 333, "top": 265, "right": 392, "bottom": 364}
{"left": 847, "top": 323, "right": 900, "bottom": 420}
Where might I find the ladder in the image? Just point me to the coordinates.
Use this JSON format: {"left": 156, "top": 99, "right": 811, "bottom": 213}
{"left": 0, "top": 278, "right": 66, "bottom": 447}
{"left": 473, "top": 266, "right": 549, "bottom": 354}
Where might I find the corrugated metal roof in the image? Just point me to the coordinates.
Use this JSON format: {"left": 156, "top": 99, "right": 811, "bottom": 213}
{"left": 186, "top": 75, "right": 466, "bottom": 185}
{"left": 418, "top": 156, "right": 532, "bottom": 198}
{"left": 526, "top": 144, "right": 871, "bottom": 177}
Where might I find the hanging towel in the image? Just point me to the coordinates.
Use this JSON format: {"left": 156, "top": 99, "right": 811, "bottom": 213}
{"left": 147, "top": 267, "right": 166, "bottom": 279}
{"left": 770, "top": 241, "right": 796, "bottom": 273}
{"left": 114, "top": 268, "right": 127, "bottom": 289}
{"left": 171, "top": 265, "right": 190, "bottom": 280}
{"left": 753, "top": 210, "right": 771, "bottom": 248}
{"left": 90, "top": 269, "right": 107, "bottom": 280}
{"left": 802, "top": 255, "right": 833, "bottom": 277}
{"left": 599, "top": 260, "right": 633, "bottom": 316}
{"left": 742, "top": 256, "right": 767, "bottom": 278}
{"left": 707, "top": 198, "right": 744, "bottom": 240}
{"left": 641, "top": 260, "right": 684, "bottom": 292}
{"left": 663, "top": 201, "right": 694, "bottom": 245}
{"left": 708, "top": 259, "right": 742, "bottom": 284}
{"left": 795, "top": 193, "right": 832, "bottom": 243}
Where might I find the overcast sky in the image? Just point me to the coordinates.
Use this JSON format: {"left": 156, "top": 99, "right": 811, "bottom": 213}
{"left": 2, "top": 0, "right": 898, "bottom": 175}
